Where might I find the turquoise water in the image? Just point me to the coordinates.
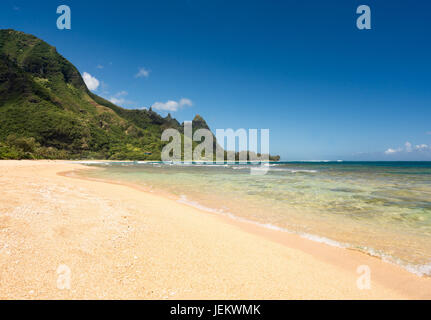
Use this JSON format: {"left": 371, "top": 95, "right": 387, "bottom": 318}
{"left": 80, "top": 161, "right": 431, "bottom": 276}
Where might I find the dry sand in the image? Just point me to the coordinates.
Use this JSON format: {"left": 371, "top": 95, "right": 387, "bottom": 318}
{"left": 0, "top": 160, "right": 430, "bottom": 299}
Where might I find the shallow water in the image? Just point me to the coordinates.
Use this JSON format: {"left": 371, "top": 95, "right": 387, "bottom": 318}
{"left": 79, "top": 161, "right": 431, "bottom": 276}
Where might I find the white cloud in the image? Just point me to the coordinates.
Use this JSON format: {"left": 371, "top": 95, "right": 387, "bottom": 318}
{"left": 135, "top": 67, "right": 150, "bottom": 78}
{"left": 96, "top": 64, "right": 104, "bottom": 69}
{"left": 109, "top": 97, "right": 127, "bottom": 105}
{"left": 415, "top": 144, "right": 429, "bottom": 151}
{"left": 151, "top": 100, "right": 180, "bottom": 112}
{"left": 179, "top": 98, "right": 193, "bottom": 107}
{"left": 82, "top": 72, "right": 100, "bottom": 91}
{"left": 385, "top": 141, "right": 431, "bottom": 155}
{"left": 109, "top": 91, "right": 133, "bottom": 106}
{"left": 385, "top": 148, "right": 401, "bottom": 155}
{"left": 151, "top": 98, "right": 193, "bottom": 112}
{"left": 109, "top": 97, "right": 124, "bottom": 105}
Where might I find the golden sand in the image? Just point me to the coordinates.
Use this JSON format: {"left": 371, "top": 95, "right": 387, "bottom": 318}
{"left": 0, "top": 160, "right": 430, "bottom": 299}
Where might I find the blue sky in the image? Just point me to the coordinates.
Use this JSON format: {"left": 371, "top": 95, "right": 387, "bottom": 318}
{"left": 1, "top": 0, "right": 431, "bottom": 160}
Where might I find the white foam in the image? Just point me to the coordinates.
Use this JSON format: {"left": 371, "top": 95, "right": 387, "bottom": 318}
{"left": 231, "top": 166, "right": 318, "bottom": 173}
{"left": 176, "top": 195, "right": 348, "bottom": 248}
{"left": 299, "top": 233, "right": 348, "bottom": 248}
{"left": 283, "top": 169, "right": 318, "bottom": 173}
{"left": 403, "top": 263, "right": 431, "bottom": 277}
{"left": 176, "top": 195, "right": 431, "bottom": 277}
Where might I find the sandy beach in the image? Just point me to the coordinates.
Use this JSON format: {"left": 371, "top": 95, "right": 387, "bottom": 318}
{"left": 0, "top": 160, "right": 430, "bottom": 299}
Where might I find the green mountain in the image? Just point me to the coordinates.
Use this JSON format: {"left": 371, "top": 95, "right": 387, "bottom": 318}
{"left": 0, "top": 29, "right": 184, "bottom": 160}
{"left": 0, "top": 29, "right": 279, "bottom": 161}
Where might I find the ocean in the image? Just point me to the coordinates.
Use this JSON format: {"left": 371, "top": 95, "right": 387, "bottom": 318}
{"left": 79, "top": 161, "right": 431, "bottom": 276}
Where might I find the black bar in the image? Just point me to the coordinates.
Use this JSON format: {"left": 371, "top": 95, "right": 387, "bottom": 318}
{"left": 1, "top": 300, "right": 430, "bottom": 318}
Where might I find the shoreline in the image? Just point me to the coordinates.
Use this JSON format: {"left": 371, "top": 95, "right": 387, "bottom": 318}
{"left": 64, "top": 165, "right": 431, "bottom": 299}
{"left": 66, "top": 163, "right": 431, "bottom": 278}
{"left": 1, "top": 160, "right": 431, "bottom": 299}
